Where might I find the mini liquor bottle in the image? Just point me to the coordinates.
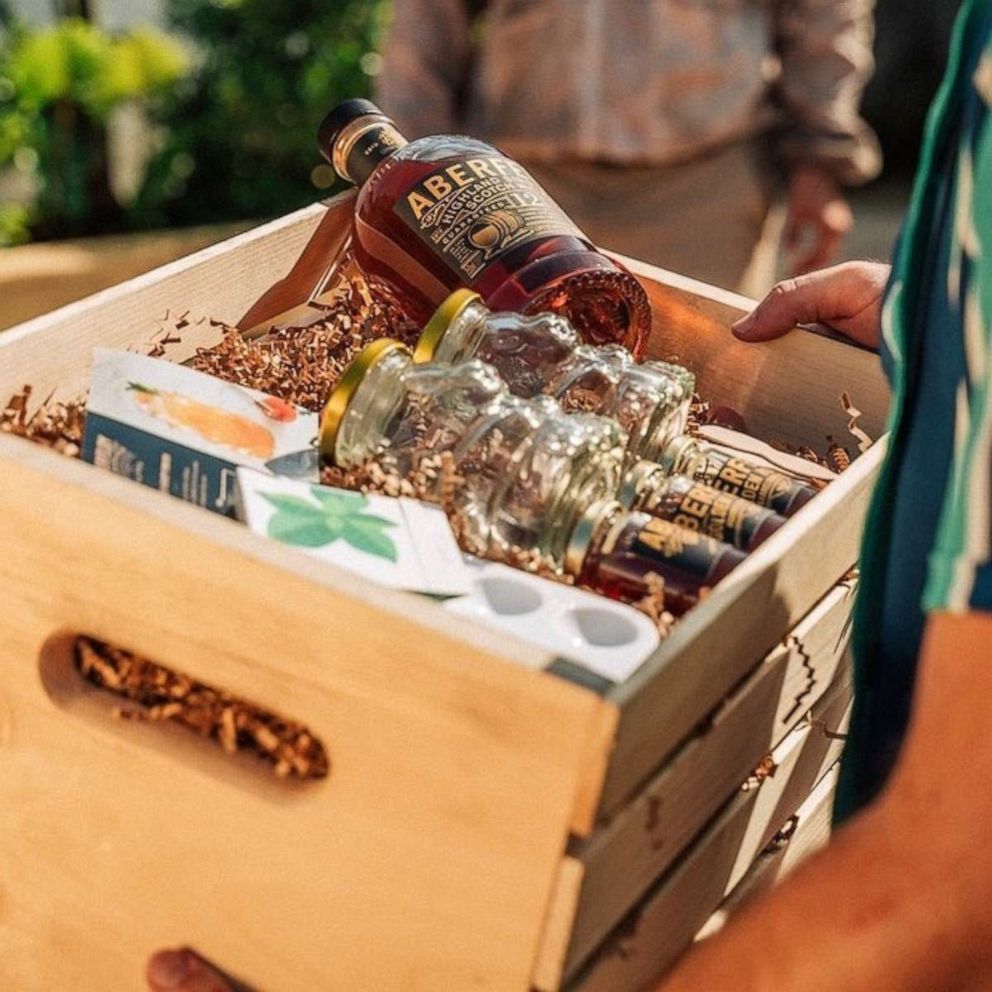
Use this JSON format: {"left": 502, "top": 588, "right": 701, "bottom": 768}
{"left": 321, "top": 340, "right": 628, "bottom": 567}
{"left": 414, "top": 289, "right": 693, "bottom": 462}
{"left": 318, "top": 100, "right": 652, "bottom": 356}
{"left": 566, "top": 501, "right": 745, "bottom": 615}
{"left": 650, "top": 436, "right": 817, "bottom": 517}
{"left": 617, "top": 468, "right": 784, "bottom": 552}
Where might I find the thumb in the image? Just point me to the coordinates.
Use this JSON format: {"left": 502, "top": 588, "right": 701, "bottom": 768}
{"left": 732, "top": 276, "right": 824, "bottom": 342}
{"left": 147, "top": 949, "right": 233, "bottom": 992}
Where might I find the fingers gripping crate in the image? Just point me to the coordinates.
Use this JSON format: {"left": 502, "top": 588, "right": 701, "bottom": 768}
{"left": 0, "top": 193, "right": 888, "bottom": 990}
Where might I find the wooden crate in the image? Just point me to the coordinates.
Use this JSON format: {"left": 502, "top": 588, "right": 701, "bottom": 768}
{"left": 572, "top": 683, "right": 850, "bottom": 992}
{"left": 0, "top": 193, "right": 888, "bottom": 991}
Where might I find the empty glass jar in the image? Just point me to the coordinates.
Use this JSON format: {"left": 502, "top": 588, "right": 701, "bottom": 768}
{"left": 321, "top": 340, "right": 628, "bottom": 567}
{"left": 414, "top": 290, "right": 695, "bottom": 464}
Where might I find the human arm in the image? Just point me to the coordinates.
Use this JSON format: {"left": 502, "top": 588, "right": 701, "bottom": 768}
{"left": 374, "top": 0, "right": 477, "bottom": 137}
{"left": 774, "top": 0, "right": 882, "bottom": 274}
{"left": 654, "top": 609, "right": 992, "bottom": 992}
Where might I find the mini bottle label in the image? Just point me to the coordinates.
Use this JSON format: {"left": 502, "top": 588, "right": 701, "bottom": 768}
{"left": 653, "top": 478, "right": 771, "bottom": 548}
{"left": 695, "top": 450, "right": 799, "bottom": 515}
{"left": 629, "top": 517, "right": 724, "bottom": 578}
{"left": 394, "top": 155, "right": 583, "bottom": 282}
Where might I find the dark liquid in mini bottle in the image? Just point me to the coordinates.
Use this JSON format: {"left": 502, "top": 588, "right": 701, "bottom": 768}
{"left": 692, "top": 449, "right": 816, "bottom": 517}
{"left": 580, "top": 512, "right": 745, "bottom": 615}
{"left": 637, "top": 474, "right": 785, "bottom": 551}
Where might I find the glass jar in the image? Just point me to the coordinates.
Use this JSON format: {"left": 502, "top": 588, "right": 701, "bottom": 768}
{"left": 321, "top": 340, "right": 628, "bottom": 567}
{"left": 414, "top": 290, "right": 694, "bottom": 463}
{"left": 651, "top": 435, "right": 817, "bottom": 518}
{"left": 566, "top": 501, "right": 745, "bottom": 615}
{"left": 618, "top": 468, "right": 785, "bottom": 551}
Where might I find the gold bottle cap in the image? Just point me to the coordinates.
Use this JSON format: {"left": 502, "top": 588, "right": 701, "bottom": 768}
{"left": 618, "top": 459, "right": 665, "bottom": 509}
{"left": 565, "top": 500, "right": 623, "bottom": 578}
{"left": 414, "top": 289, "right": 482, "bottom": 363}
{"left": 320, "top": 338, "right": 410, "bottom": 464}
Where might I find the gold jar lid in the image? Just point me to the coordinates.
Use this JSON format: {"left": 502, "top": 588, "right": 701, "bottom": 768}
{"left": 320, "top": 338, "right": 410, "bottom": 464}
{"left": 565, "top": 500, "right": 623, "bottom": 578}
{"left": 414, "top": 289, "right": 482, "bottom": 363}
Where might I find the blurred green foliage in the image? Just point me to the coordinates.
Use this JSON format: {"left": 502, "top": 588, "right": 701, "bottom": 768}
{"left": 136, "top": 0, "right": 389, "bottom": 230}
{"left": 0, "top": 14, "right": 188, "bottom": 243}
{"left": 0, "top": 0, "right": 389, "bottom": 244}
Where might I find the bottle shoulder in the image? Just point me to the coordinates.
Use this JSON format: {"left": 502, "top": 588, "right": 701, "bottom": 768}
{"left": 396, "top": 134, "right": 502, "bottom": 163}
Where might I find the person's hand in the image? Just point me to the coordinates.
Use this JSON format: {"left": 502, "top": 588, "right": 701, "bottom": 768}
{"left": 731, "top": 261, "right": 891, "bottom": 349}
{"left": 147, "top": 948, "right": 234, "bottom": 992}
{"left": 784, "top": 165, "right": 854, "bottom": 276}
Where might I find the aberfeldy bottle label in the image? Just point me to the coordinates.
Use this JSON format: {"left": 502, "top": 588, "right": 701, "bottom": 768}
{"left": 696, "top": 450, "right": 799, "bottom": 516}
{"left": 658, "top": 478, "right": 769, "bottom": 549}
{"left": 393, "top": 156, "right": 583, "bottom": 281}
{"left": 629, "top": 518, "right": 724, "bottom": 579}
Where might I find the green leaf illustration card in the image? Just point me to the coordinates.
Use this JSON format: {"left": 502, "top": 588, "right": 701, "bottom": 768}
{"left": 235, "top": 468, "right": 470, "bottom": 597}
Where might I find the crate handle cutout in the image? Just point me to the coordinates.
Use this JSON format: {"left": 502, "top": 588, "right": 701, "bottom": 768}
{"left": 38, "top": 633, "right": 329, "bottom": 797}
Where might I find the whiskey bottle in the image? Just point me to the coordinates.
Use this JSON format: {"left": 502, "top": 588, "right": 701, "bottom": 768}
{"left": 321, "top": 341, "right": 627, "bottom": 567}
{"left": 414, "top": 289, "right": 693, "bottom": 463}
{"left": 643, "top": 436, "right": 817, "bottom": 517}
{"left": 566, "top": 501, "right": 745, "bottom": 615}
{"left": 617, "top": 469, "right": 785, "bottom": 551}
{"left": 318, "top": 100, "right": 652, "bottom": 356}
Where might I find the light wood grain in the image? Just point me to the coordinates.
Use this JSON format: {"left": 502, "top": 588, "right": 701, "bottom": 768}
{"left": 0, "top": 197, "right": 891, "bottom": 990}
{"left": 697, "top": 763, "right": 840, "bottom": 943}
{"left": 0, "top": 203, "right": 333, "bottom": 403}
{"left": 615, "top": 252, "right": 890, "bottom": 448}
{"left": 570, "top": 693, "right": 848, "bottom": 992}
{"left": 0, "top": 437, "right": 615, "bottom": 992}
{"left": 0, "top": 223, "right": 251, "bottom": 331}
{"left": 534, "top": 858, "right": 586, "bottom": 992}
{"left": 565, "top": 582, "right": 854, "bottom": 977}
{"left": 601, "top": 438, "right": 881, "bottom": 818}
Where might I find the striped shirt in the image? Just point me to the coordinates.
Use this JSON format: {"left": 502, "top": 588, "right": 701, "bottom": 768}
{"left": 837, "top": 0, "right": 992, "bottom": 820}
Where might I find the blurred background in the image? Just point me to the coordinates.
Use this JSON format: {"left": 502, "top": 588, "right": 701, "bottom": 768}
{"left": 0, "top": 0, "right": 963, "bottom": 329}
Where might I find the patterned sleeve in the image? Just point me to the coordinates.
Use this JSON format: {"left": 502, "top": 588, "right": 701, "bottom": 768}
{"left": 924, "top": 46, "right": 992, "bottom": 614}
{"left": 773, "top": 0, "right": 882, "bottom": 186}
{"left": 374, "top": 0, "right": 476, "bottom": 138}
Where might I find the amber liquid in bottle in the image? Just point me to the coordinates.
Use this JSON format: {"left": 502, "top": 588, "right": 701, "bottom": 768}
{"left": 578, "top": 509, "right": 745, "bottom": 615}
{"left": 636, "top": 474, "right": 785, "bottom": 552}
{"left": 320, "top": 105, "right": 652, "bottom": 356}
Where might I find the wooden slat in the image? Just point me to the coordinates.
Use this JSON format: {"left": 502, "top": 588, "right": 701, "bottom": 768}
{"left": 594, "top": 262, "right": 884, "bottom": 819}
{"left": 0, "top": 437, "right": 616, "bottom": 992}
{"left": 570, "top": 692, "right": 848, "bottom": 992}
{"left": 0, "top": 201, "right": 339, "bottom": 402}
{"left": 0, "top": 223, "right": 250, "bottom": 331}
{"left": 617, "top": 252, "right": 890, "bottom": 448}
{"left": 698, "top": 751, "right": 841, "bottom": 944}
{"left": 533, "top": 858, "right": 586, "bottom": 992}
{"left": 565, "top": 582, "right": 854, "bottom": 976}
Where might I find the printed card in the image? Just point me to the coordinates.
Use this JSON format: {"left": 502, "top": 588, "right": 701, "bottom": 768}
{"left": 83, "top": 349, "right": 318, "bottom": 515}
{"left": 236, "top": 469, "right": 470, "bottom": 598}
